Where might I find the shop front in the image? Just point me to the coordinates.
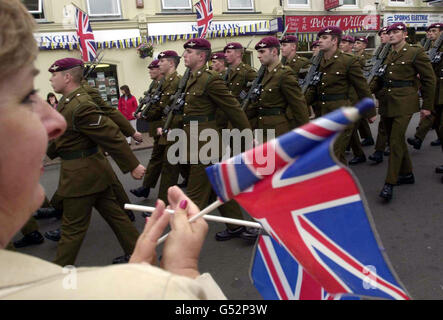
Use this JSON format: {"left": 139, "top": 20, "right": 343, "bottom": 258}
{"left": 285, "top": 14, "right": 380, "bottom": 53}
{"left": 33, "top": 18, "right": 282, "bottom": 104}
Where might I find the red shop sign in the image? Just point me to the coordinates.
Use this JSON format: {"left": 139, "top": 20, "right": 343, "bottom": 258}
{"left": 285, "top": 15, "right": 380, "bottom": 33}
{"left": 324, "top": 0, "right": 341, "bottom": 11}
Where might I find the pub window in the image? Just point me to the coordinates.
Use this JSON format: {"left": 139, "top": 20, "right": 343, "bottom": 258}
{"left": 22, "top": 0, "right": 45, "bottom": 20}
{"left": 228, "top": 0, "right": 254, "bottom": 10}
{"left": 87, "top": 0, "right": 122, "bottom": 18}
{"left": 288, "top": 0, "right": 310, "bottom": 8}
{"left": 161, "top": 0, "right": 193, "bottom": 10}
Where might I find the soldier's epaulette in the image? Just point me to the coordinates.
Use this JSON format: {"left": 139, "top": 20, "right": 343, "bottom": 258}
{"left": 342, "top": 52, "right": 354, "bottom": 58}
{"left": 71, "top": 92, "right": 95, "bottom": 106}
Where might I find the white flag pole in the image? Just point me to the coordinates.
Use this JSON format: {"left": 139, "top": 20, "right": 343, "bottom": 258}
{"left": 125, "top": 203, "right": 262, "bottom": 229}
{"left": 124, "top": 200, "right": 261, "bottom": 245}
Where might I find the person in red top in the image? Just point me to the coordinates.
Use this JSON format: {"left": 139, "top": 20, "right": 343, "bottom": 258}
{"left": 118, "top": 85, "right": 138, "bottom": 144}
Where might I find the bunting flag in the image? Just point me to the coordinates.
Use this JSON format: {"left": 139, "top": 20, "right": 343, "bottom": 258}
{"left": 37, "top": 21, "right": 273, "bottom": 51}
{"left": 205, "top": 99, "right": 411, "bottom": 300}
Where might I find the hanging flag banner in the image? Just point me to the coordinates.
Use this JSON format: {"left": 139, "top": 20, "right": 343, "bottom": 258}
{"left": 36, "top": 19, "right": 280, "bottom": 51}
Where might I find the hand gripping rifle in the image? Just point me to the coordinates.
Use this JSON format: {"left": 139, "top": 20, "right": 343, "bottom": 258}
{"left": 134, "top": 81, "right": 154, "bottom": 116}
{"left": 161, "top": 67, "right": 191, "bottom": 135}
{"left": 300, "top": 50, "right": 324, "bottom": 94}
{"left": 140, "top": 78, "right": 165, "bottom": 119}
{"left": 366, "top": 42, "right": 391, "bottom": 84}
{"left": 240, "top": 25, "right": 289, "bottom": 111}
{"left": 427, "top": 31, "right": 443, "bottom": 64}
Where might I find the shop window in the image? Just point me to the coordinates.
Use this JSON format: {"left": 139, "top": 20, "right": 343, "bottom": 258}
{"left": 228, "top": 0, "right": 254, "bottom": 10}
{"left": 85, "top": 64, "right": 120, "bottom": 108}
{"left": 242, "top": 50, "right": 253, "bottom": 66}
{"left": 342, "top": 0, "right": 357, "bottom": 5}
{"left": 388, "top": 0, "right": 411, "bottom": 5}
{"left": 87, "top": 0, "right": 122, "bottom": 18}
{"left": 287, "top": 0, "right": 310, "bottom": 8}
{"left": 22, "top": 0, "right": 45, "bottom": 21}
{"left": 161, "top": 0, "right": 193, "bottom": 10}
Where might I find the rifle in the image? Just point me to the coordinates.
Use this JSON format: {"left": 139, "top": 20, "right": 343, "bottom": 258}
{"left": 83, "top": 50, "right": 104, "bottom": 79}
{"left": 365, "top": 43, "right": 391, "bottom": 84}
{"left": 427, "top": 32, "right": 443, "bottom": 64}
{"left": 134, "top": 81, "right": 155, "bottom": 116}
{"left": 140, "top": 78, "right": 165, "bottom": 119}
{"left": 279, "top": 25, "right": 291, "bottom": 66}
{"left": 300, "top": 50, "right": 324, "bottom": 94}
{"left": 161, "top": 67, "right": 191, "bottom": 135}
{"left": 368, "top": 43, "right": 385, "bottom": 66}
{"left": 422, "top": 38, "right": 432, "bottom": 51}
{"left": 240, "top": 25, "right": 290, "bottom": 111}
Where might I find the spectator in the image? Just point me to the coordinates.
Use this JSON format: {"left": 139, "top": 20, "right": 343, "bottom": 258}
{"left": 0, "top": 0, "right": 225, "bottom": 300}
{"left": 118, "top": 85, "right": 138, "bottom": 144}
{"left": 46, "top": 92, "right": 58, "bottom": 109}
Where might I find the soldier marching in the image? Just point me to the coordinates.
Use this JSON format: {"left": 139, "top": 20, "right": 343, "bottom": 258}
{"left": 15, "top": 21, "right": 443, "bottom": 267}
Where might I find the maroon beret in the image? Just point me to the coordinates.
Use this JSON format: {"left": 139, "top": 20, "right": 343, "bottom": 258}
{"left": 223, "top": 42, "right": 243, "bottom": 52}
{"left": 341, "top": 35, "right": 355, "bottom": 43}
{"left": 148, "top": 59, "right": 160, "bottom": 69}
{"left": 184, "top": 38, "right": 211, "bottom": 50}
{"left": 312, "top": 40, "right": 320, "bottom": 47}
{"left": 48, "top": 58, "right": 83, "bottom": 73}
{"left": 378, "top": 26, "right": 388, "bottom": 36}
{"left": 317, "top": 26, "right": 342, "bottom": 38}
{"left": 355, "top": 36, "right": 368, "bottom": 44}
{"left": 158, "top": 50, "right": 179, "bottom": 59}
{"left": 211, "top": 52, "right": 226, "bottom": 60}
{"left": 386, "top": 23, "right": 407, "bottom": 33}
{"left": 427, "top": 23, "right": 443, "bottom": 31}
{"left": 280, "top": 35, "right": 298, "bottom": 44}
{"left": 255, "top": 36, "right": 280, "bottom": 50}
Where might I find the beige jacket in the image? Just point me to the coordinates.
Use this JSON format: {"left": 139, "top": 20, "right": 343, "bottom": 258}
{"left": 0, "top": 250, "right": 226, "bottom": 300}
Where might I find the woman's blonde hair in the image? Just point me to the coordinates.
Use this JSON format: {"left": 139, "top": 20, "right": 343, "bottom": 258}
{"left": 0, "top": 0, "right": 38, "bottom": 79}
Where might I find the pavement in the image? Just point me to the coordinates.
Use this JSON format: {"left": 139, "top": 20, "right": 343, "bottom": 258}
{"left": 11, "top": 113, "right": 443, "bottom": 300}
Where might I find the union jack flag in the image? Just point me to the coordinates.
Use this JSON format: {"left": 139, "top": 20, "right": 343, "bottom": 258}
{"left": 194, "top": 0, "right": 213, "bottom": 38}
{"left": 75, "top": 7, "right": 97, "bottom": 62}
{"left": 252, "top": 235, "right": 359, "bottom": 300}
{"left": 206, "top": 99, "right": 411, "bottom": 300}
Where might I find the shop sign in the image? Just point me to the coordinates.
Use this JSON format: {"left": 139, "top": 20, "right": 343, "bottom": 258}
{"left": 148, "top": 20, "right": 270, "bottom": 36}
{"left": 285, "top": 15, "right": 380, "bottom": 33}
{"left": 383, "top": 13, "right": 443, "bottom": 27}
{"left": 325, "top": 0, "right": 342, "bottom": 11}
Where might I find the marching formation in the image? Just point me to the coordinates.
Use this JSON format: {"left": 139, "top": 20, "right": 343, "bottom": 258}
{"left": 10, "top": 22, "right": 443, "bottom": 271}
